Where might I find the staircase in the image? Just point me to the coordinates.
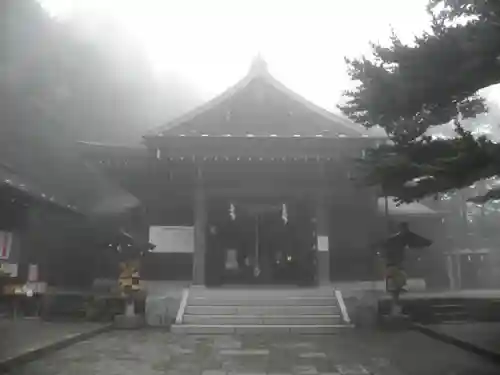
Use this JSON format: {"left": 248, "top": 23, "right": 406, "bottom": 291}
{"left": 171, "top": 286, "right": 352, "bottom": 334}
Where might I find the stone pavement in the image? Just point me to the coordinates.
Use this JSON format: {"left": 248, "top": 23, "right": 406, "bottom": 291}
{"left": 398, "top": 289, "right": 500, "bottom": 300}
{"left": 416, "top": 322, "right": 500, "bottom": 362}
{"left": 5, "top": 330, "right": 500, "bottom": 375}
{"left": 0, "top": 319, "right": 109, "bottom": 370}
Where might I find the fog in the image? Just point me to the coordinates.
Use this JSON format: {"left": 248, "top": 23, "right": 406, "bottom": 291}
{"left": 1, "top": 0, "right": 201, "bottom": 146}
{"left": 0, "top": 0, "right": 197, "bottom": 217}
{"left": 36, "top": 0, "right": 500, "bottom": 141}
{"left": 39, "top": 0, "right": 433, "bottom": 113}
{"left": 3, "top": 0, "right": 500, "bottom": 220}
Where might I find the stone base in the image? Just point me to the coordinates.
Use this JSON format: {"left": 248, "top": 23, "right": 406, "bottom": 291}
{"left": 379, "top": 314, "right": 411, "bottom": 331}
{"left": 114, "top": 314, "right": 145, "bottom": 330}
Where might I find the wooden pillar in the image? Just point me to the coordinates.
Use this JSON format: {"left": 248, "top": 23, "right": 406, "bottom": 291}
{"left": 316, "top": 195, "right": 330, "bottom": 284}
{"left": 446, "top": 254, "right": 456, "bottom": 290}
{"left": 316, "top": 161, "right": 330, "bottom": 284}
{"left": 455, "top": 253, "right": 462, "bottom": 290}
{"left": 192, "top": 166, "right": 207, "bottom": 285}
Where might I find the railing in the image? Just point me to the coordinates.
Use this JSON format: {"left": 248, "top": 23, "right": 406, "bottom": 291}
{"left": 175, "top": 288, "right": 189, "bottom": 324}
{"left": 334, "top": 289, "right": 351, "bottom": 324}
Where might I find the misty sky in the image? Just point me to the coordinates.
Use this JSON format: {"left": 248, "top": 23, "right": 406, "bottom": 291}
{"left": 39, "top": 0, "right": 438, "bottom": 111}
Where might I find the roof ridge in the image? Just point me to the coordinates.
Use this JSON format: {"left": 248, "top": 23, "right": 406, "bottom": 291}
{"left": 262, "top": 74, "right": 365, "bottom": 136}
{"left": 144, "top": 64, "right": 262, "bottom": 139}
{"left": 144, "top": 58, "right": 367, "bottom": 138}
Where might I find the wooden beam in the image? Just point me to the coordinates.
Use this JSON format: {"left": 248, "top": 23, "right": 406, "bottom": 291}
{"left": 192, "top": 165, "right": 207, "bottom": 285}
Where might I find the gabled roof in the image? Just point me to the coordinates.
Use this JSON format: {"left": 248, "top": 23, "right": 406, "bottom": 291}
{"left": 0, "top": 93, "right": 140, "bottom": 220}
{"left": 145, "top": 56, "right": 373, "bottom": 139}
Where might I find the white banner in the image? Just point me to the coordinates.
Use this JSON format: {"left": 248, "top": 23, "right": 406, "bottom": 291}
{"left": 149, "top": 226, "right": 194, "bottom": 253}
{"left": 0, "top": 231, "right": 13, "bottom": 260}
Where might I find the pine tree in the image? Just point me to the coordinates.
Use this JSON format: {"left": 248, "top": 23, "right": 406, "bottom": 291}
{"left": 340, "top": 0, "right": 500, "bottom": 203}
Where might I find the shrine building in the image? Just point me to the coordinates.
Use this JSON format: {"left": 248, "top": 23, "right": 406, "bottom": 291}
{"left": 81, "top": 57, "right": 445, "bottom": 287}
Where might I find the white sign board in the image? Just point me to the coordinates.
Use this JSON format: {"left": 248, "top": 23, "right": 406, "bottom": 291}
{"left": 149, "top": 226, "right": 194, "bottom": 253}
{"left": 317, "top": 236, "right": 329, "bottom": 252}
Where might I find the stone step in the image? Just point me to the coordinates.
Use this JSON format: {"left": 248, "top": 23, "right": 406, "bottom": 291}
{"left": 185, "top": 305, "right": 340, "bottom": 315}
{"left": 189, "top": 287, "right": 335, "bottom": 298}
{"left": 171, "top": 324, "right": 352, "bottom": 334}
{"left": 183, "top": 314, "right": 342, "bottom": 325}
{"left": 188, "top": 297, "right": 336, "bottom": 306}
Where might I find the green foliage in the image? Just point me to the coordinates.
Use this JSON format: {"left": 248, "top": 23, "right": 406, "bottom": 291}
{"left": 341, "top": 0, "right": 500, "bottom": 202}
{"left": 428, "top": 0, "right": 500, "bottom": 23}
{"left": 362, "top": 125, "right": 500, "bottom": 202}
